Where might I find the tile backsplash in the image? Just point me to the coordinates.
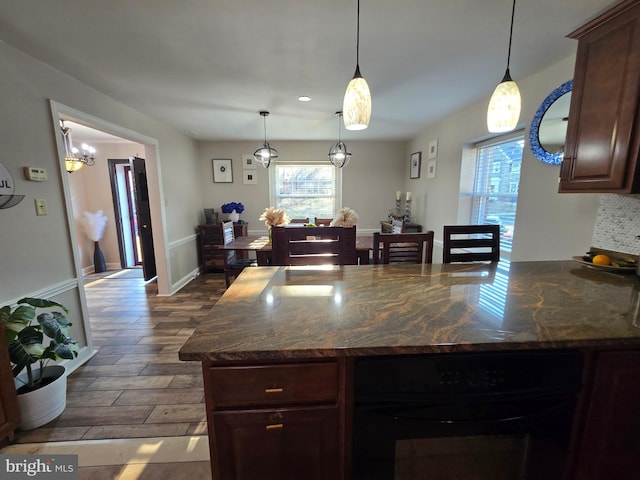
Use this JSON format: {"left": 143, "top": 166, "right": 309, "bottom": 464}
{"left": 592, "top": 194, "right": 640, "bottom": 255}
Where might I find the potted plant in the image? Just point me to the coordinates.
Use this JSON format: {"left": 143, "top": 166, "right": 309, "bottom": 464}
{"left": 0, "top": 297, "right": 79, "bottom": 430}
{"left": 221, "top": 202, "right": 245, "bottom": 223}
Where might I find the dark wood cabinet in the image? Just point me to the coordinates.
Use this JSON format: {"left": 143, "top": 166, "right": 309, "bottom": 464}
{"left": 197, "top": 223, "right": 248, "bottom": 272}
{"left": 203, "top": 361, "right": 342, "bottom": 480}
{"left": 213, "top": 407, "right": 339, "bottom": 480}
{"left": 560, "top": 0, "right": 640, "bottom": 193}
{"left": 0, "top": 328, "right": 20, "bottom": 445}
{"left": 380, "top": 221, "right": 422, "bottom": 233}
{"left": 572, "top": 350, "right": 640, "bottom": 479}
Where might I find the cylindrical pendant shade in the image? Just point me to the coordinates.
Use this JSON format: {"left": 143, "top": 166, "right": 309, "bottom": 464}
{"left": 487, "top": 79, "right": 521, "bottom": 133}
{"left": 343, "top": 73, "right": 371, "bottom": 131}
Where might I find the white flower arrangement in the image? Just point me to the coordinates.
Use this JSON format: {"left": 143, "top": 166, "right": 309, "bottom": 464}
{"left": 79, "top": 210, "right": 108, "bottom": 241}
{"left": 259, "top": 207, "right": 291, "bottom": 227}
{"left": 331, "top": 207, "right": 359, "bottom": 227}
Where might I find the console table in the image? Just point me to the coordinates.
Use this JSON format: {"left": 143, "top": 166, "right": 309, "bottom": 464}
{"left": 197, "top": 222, "right": 248, "bottom": 272}
{"left": 379, "top": 220, "right": 422, "bottom": 233}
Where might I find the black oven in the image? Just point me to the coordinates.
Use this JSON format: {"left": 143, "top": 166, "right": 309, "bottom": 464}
{"left": 353, "top": 350, "right": 583, "bottom": 480}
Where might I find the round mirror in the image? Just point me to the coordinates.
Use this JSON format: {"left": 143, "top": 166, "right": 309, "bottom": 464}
{"left": 529, "top": 80, "right": 572, "bottom": 165}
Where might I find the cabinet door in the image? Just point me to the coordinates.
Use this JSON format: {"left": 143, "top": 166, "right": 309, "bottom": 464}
{"left": 560, "top": 2, "right": 640, "bottom": 193}
{"left": 212, "top": 406, "right": 339, "bottom": 480}
{"left": 573, "top": 351, "right": 640, "bottom": 479}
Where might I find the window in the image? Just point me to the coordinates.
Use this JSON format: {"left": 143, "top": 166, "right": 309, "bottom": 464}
{"left": 269, "top": 162, "right": 342, "bottom": 220}
{"left": 471, "top": 133, "right": 524, "bottom": 253}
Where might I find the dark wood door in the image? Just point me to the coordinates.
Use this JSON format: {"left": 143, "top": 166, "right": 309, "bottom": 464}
{"left": 572, "top": 350, "right": 640, "bottom": 479}
{"left": 132, "top": 156, "right": 157, "bottom": 280}
{"left": 212, "top": 406, "right": 339, "bottom": 480}
{"left": 560, "top": 1, "right": 640, "bottom": 193}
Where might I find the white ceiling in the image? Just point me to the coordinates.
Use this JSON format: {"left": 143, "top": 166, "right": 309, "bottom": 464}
{"left": 0, "top": 0, "right": 617, "bottom": 142}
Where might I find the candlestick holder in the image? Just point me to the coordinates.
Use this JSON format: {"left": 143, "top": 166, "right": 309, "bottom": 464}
{"left": 404, "top": 199, "right": 412, "bottom": 222}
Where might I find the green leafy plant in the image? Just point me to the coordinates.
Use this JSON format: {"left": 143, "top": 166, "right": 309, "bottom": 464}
{"left": 0, "top": 298, "right": 79, "bottom": 392}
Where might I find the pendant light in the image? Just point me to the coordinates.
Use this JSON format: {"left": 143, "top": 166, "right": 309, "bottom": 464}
{"left": 487, "top": 0, "right": 521, "bottom": 133}
{"left": 253, "top": 111, "right": 278, "bottom": 168}
{"left": 343, "top": 0, "right": 371, "bottom": 131}
{"left": 328, "top": 111, "right": 352, "bottom": 168}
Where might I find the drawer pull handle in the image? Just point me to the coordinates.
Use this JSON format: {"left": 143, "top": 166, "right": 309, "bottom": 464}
{"left": 266, "top": 424, "right": 284, "bottom": 430}
{"left": 265, "top": 388, "right": 284, "bottom": 394}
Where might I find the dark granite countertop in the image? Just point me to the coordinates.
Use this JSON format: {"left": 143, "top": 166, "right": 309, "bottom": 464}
{"left": 178, "top": 261, "right": 640, "bottom": 362}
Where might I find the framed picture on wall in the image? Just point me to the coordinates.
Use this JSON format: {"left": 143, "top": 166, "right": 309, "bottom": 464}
{"left": 242, "top": 154, "right": 257, "bottom": 170}
{"left": 243, "top": 170, "right": 258, "bottom": 184}
{"left": 410, "top": 152, "right": 421, "bottom": 179}
{"left": 212, "top": 159, "right": 233, "bottom": 183}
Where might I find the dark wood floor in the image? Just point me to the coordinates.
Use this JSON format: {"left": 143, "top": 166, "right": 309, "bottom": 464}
{"left": 13, "top": 269, "right": 227, "bottom": 444}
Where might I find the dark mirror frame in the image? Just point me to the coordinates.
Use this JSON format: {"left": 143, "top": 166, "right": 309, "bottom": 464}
{"left": 529, "top": 80, "right": 573, "bottom": 166}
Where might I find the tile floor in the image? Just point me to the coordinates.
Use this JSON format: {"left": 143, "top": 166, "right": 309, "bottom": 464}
{"left": 1, "top": 269, "right": 227, "bottom": 478}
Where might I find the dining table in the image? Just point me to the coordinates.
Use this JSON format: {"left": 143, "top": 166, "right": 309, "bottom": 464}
{"left": 217, "top": 234, "right": 374, "bottom": 265}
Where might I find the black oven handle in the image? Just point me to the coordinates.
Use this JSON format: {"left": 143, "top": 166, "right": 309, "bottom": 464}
{"left": 365, "top": 399, "right": 572, "bottom": 426}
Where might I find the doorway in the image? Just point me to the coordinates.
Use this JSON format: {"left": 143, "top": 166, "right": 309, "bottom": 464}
{"left": 108, "top": 157, "right": 157, "bottom": 281}
{"left": 109, "top": 159, "right": 141, "bottom": 268}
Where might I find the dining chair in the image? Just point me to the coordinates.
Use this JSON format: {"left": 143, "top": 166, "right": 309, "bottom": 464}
{"left": 221, "top": 221, "right": 257, "bottom": 287}
{"left": 290, "top": 218, "right": 310, "bottom": 224}
{"left": 442, "top": 224, "right": 500, "bottom": 263}
{"left": 372, "top": 231, "right": 434, "bottom": 264}
{"left": 271, "top": 226, "right": 357, "bottom": 266}
{"left": 314, "top": 217, "right": 333, "bottom": 226}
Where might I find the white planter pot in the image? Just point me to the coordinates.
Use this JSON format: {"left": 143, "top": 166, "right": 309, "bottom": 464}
{"left": 15, "top": 365, "right": 67, "bottom": 430}
{"left": 228, "top": 210, "right": 240, "bottom": 223}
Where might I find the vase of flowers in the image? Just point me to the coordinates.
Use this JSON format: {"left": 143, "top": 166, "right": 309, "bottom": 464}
{"left": 221, "top": 202, "right": 244, "bottom": 223}
{"left": 79, "top": 210, "right": 108, "bottom": 273}
{"left": 259, "top": 207, "right": 291, "bottom": 243}
{"left": 331, "top": 207, "right": 359, "bottom": 227}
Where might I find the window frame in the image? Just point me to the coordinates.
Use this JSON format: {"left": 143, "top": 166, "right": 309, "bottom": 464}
{"left": 268, "top": 161, "right": 343, "bottom": 220}
{"left": 470, "top": 131, "right": 524, "bottom": 254}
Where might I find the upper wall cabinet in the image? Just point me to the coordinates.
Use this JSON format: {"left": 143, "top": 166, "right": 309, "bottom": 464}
{"left": 559, "top": 0, "right": 640, "bottom": 193}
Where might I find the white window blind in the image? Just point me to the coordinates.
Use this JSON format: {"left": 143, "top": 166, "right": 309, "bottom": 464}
{"left": 471, "top": 133, "right": 524, "bottom": 253}
{"left": 269, "top": 163, "right": 341, "bottom": 220}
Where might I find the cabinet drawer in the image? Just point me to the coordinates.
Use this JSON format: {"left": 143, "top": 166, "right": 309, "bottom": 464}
{"left": 208, "top": 363, "right": 338, "bottom": 408}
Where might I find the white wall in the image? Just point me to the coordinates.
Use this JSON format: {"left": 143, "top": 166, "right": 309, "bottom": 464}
{"left": 0, "top": 42, "right": 204, "bottom": 372}
{"left": 405, "top": 54, "right": 602, "bottom": 262}
{"left": 198, "top": 140, "right": 407, "bottom": 233}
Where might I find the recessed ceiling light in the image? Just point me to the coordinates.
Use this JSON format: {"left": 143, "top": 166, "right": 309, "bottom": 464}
{"left": 298, "top": 96, "right": 312, "bottom": 102}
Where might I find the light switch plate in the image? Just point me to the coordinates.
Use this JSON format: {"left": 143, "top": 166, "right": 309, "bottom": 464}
{"left": 34, "top": 198, "right": 47, "bottom": 216}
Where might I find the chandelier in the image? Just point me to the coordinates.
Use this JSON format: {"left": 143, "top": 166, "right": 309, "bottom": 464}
{"left": 253, "top": 111, "right": 278, "bottom": 168}
{"left": 60, "top": 120, "right": 96, "bottom": 173}
{"left": 328, "top": 112, "right": 351, "bottom": 168}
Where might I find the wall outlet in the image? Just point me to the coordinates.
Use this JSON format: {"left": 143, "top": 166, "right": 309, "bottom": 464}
{"left": 34, "top": 198, "right": 47, "bottom": 216}
{"left": 24, "top": 167, "right": 47, "bottom": 181}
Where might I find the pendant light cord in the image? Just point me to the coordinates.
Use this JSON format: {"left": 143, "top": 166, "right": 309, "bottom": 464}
{"left": 356, "top": 0, "right": 360, "bottom": 67}
{"left": 263, "top": 115, "right": 267, "bottom": 143}
{"left": 505, "top": 0, "right": 516, "bottom": 70}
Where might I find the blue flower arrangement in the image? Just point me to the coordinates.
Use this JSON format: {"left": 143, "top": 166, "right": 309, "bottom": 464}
{"left": 221, "top": 202, "right": 244, "bottom": 214}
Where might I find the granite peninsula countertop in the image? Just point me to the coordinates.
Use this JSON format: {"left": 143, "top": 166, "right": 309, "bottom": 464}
{"left": 178, "top": 261, "right": 640, "bottom": 362}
